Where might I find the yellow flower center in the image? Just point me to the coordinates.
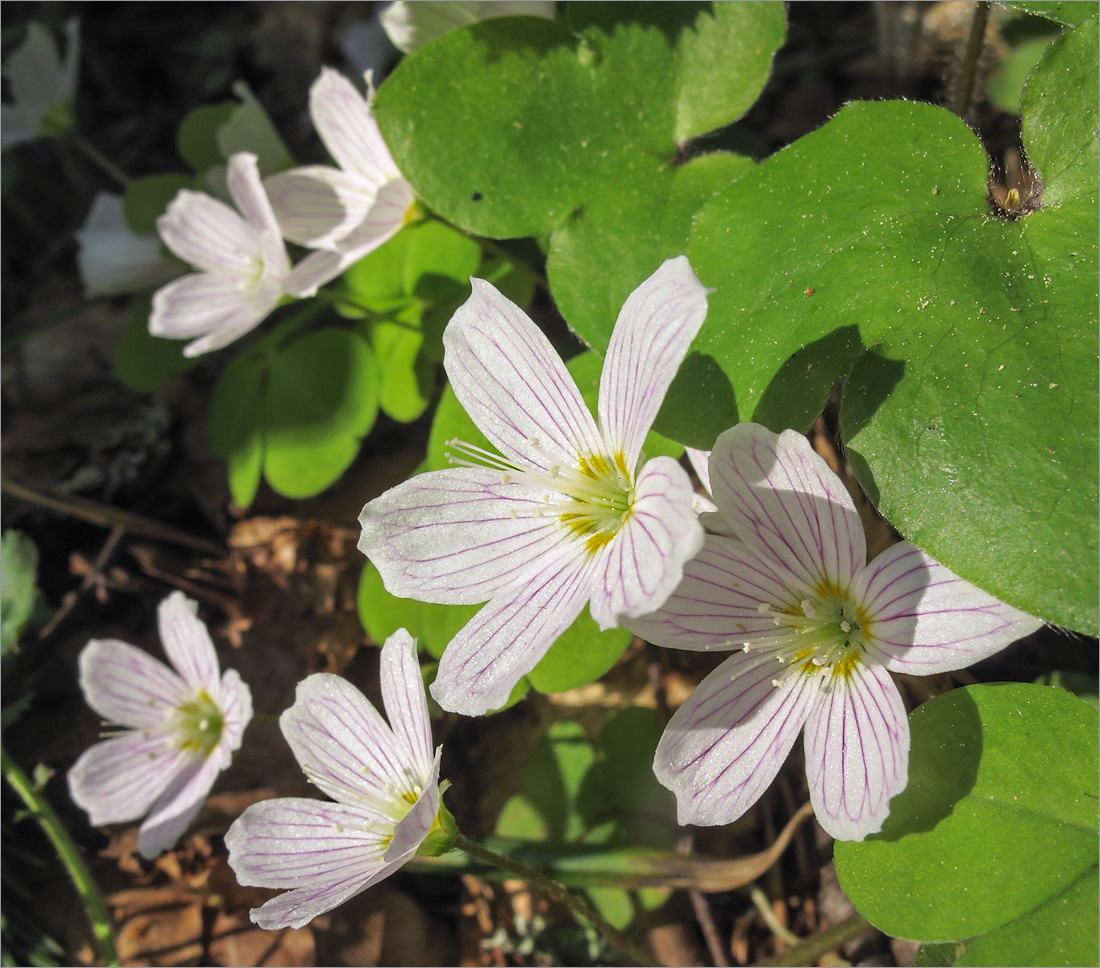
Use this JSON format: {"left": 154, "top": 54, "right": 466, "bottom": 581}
{"left": 174, "top": 690, "right": 224, "bottom": 756}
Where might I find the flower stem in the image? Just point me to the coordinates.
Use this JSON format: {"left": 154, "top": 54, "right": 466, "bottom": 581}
{"left": 452, "top": 832, "right": 655, "bottom": 966}
{"left": 950, "top": 0, "right": 991, "bottom": 119}
{"left": 69, "top": 133, "right": 132, "bottom": 189}
{"left": 753, "top": 912, "right": 872, "bottom": 967}
{"left": 1, "top": 745, "right": 120, "bottom": 967}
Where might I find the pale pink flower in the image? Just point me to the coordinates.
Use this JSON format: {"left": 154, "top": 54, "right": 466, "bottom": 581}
{"left": 359, "top": 257, "right": 708, "bottom": 715}
{"left": 68, "top": 592, "right": 252, "bottom": 858}
{"left": 76, "top": 193, "right": 181, "bottom": 297}
{"left": 1, "top": 19, "right": 79, "bottom": 151}
{"left": 150, "top": 152, "right": 291, "bottom": 357}
{"left": 264, "top": 68, "right": 415, "bottom": 298}
{"left": 380, "top": 1, "right": 555, "bottom": 54}
{"left": 225, "top": 630, "right": 445, "bottom": 930}
{"left": 626, "top": 423, "right": 1042, "bottom": 841}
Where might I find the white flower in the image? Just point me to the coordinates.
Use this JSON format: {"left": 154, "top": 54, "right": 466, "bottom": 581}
{"left": 359, "top": 256, "right": 708, "bottom": 716}
{"left": 76, "top": 193, "right": 181, "bottom": 298}
{"left": 225, "top": 630, "right": 447, "bottom": 930}
{"left": 149, "top": 152, "right": 291, "bottom": 357}
{"left": 264, "top": 68, "right": 415, "bottom": 298}
{"left": 68, "top": 592, "right": 252, "bottom": 858}
{"left": 381, "top": 1, "right": 555, "bottom": 54}
{"left": 1, "top": 19, "right": 79, "bottom": 152}
{"left": 625, "top": 423, "right": 1043, "bottom": 841}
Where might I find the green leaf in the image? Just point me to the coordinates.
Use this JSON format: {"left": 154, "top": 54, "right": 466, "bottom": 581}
{"left": 690, "top": 91, "right": 1098, "bottom": 633}
{"left": 113, "top": 300, "right": 197, "bottom": 392}
{"left": 215, "top": 81, "right": 295, "bottom": 177}
{"left": 122, "top": 173, "right": 194, "bottom": 234}
{"left": 375, "top": 3, "right": 784, "bottom": 343}
{"left": 988, "top": 36, "right": 1058, "bottom": 115}
{"left": 262, "top": 329, "right": 379, "bottom": 498}
{"left": 371, "top": 312, "right": 432, "bottom": 423}
{"left": 834, "top": 684, "right": 1099, "bottom": 954}
{"left": 1, "top": 531, "right": 38, "bottom": 656}
{"left": 1001, "top": 1, "right": 1096, "bottom": 27}
{"left": 177, "top": 102, "right": 236, "bottom": 173}
{"left": 528, "top": 613, "right": 632, "bottom": 694}
{"left": 357, "top": 561, "right": 424, "bottom": 646}
{"left": 209, "top": 348, "right": 267, "bottom": 509}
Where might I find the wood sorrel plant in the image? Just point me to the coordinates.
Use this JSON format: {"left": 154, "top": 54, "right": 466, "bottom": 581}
{"left": 3, "top": 3, "right": 1096, "bottom": 966}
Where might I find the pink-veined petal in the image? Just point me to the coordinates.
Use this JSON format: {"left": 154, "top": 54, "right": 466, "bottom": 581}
{"left": 443, "top": 279, "right": 604, "bottom": 472}
{"left": 655, "top": 648, "right": 818, "bottom": 826}
{"left": 156, "top": 592, "right": 220, "bottom": 693}
{"left": 381, "top": 1, "right": 555, "bottom": 54}
{"left": 686, "top": 446, "right": 712, "bottom": 497}
{"left": 804, "top": 661, "right": 908, "bottom": 841}
{"left": 385, "top": 748, "right": 442, "bottom": 862}
{"left": 279, "top": 674, "right": 430, "bottom": 814}
{"left": 309, "top": 67, "right": 398, "bottom": 185}
{"left": 709, "top": 424, "right": 866, "bottom": 596}
{"left": 430, "top": 548, "right": 596, "bottom": 716}
{"left": 359, "top": 467, "right": 567, "bottom": 605}
{"left": 284, "top": 179, "right": 414, "bottom": 297}
{"left": 77, "top": 639, "right": 186, "bottom": 727}
{"left": 589, "top": 456, "right": 703, "bottom": 628}
{"left": 856, "top": 542, "right": 1043, "bottom": 676}
{"left": 265, "top": 165, "right": 372, "bottom": 249}
{"left": 137, "top": 754, "right": 222, "bottom": 858}
{"left": 156, "top": 189, "right": 260, "bottom": 276}
{"left": 67, "top": 732, "right": 190, "bottom": 827}
{"left": 624, "top": 533, "right": 808, "bottom": 652}
{"left": 379, "top": 631, "right": 434, "bottom": 776}
{"left": 598, "top": 257, "right": 709, "bottom": 469}
{"left": 149, "top": 272, "right": 273, "bottom": 357}
{"left": 225, "top": 797, "right": 397, "bottom": 930}
{"left": 225, "top": 152, "right": 289, "bottom": 277}
{"left": 215, "top": 668, "right": 254, "bottom": 756}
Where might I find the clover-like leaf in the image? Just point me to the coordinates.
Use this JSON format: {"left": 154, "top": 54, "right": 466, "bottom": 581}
{"left": 687, "top": 19, "right": 1098, "bottom": 633}
{"left": 834, "top": 683, "right": 1098, "bottom": 963}
{"left": 375, "top": 3, "right": 784, "bottom": 343}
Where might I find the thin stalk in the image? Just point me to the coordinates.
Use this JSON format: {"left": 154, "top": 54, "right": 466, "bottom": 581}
{"left": 2, "top": 746, "right": 120, "bottom": 967}
{"left": 311, "top": 289, "right": 422, "bottom": 331}
{"left": 70, "top": 133, "right": 131, "bottom": 188}
{"left": 452, "top": 832, "right": 655, "bottom": 966}
{"left": 754, "top": 913, "right": 872, "bottom": 968}
{"left": 951, "top": 1, "right": 991, "bottom": 119}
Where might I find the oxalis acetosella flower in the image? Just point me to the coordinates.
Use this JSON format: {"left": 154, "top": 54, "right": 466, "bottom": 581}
{"left": 150, "top": 151, "right": 294, "bottom": 357}
{"left": 359, "top": 256, "right": 708, "bottom": 716}
{"left": 625, "top": 423, "right": 1042, "bottom": 842}
{"left": 264, "top": 67, "right": 416, "bottom": 298}
{"left": 225, "top": 629, "right": 454, "bottom": 930}
{"left": 68, "top": 592, "right": 252, "bottom": 859}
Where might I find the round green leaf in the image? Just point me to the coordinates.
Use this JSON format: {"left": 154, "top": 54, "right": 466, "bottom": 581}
{"left": 209, "top": 348, "right": 267, "bottom": 509}
{"left": 834, "top": 683, "right": 1099, "bottom": 946}
{"left": 357, "top": 561, "right": 424, "bottom": 646}
{"left": 527, "top": 612, "right": 633, "bottom": 695}
{"left": 122, "top": 173, "right": 194, "bottom": 234}
{"left": 113, "top": 299, "right": 197, "bottom": 392}
{"left": 262, "top": 328, "right": 379, "bottom": 498}
{"left": 177, "top": 102, "right": 236, "bottom": 173}
{"left": 375, "top": 4, "right": 784, "bottom": 341}
{"left": 690, "top": 96, "right": 1098, "bottom": 633}
{"left": 1002, "top": 2, "right": 1096, "bottom": 27}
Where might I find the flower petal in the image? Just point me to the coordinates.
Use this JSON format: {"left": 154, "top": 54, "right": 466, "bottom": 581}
{"left": 77, "top": 639, "right": 186, "bottom": 727}
{"left": 156, "top": 188, "right": 260, "bottom": 276}
{"left": 598, "top": 257, "right": 709, "bottom": 469}
{"left": 137, "top": 754, "right": 222, "bottom": 858}
{"left": 804, "top": 661, "right": 909, "bottom": 842}
{"left": 225, "top": 152, "right": 289, "bottom": 276}
{"left": 279, "top": 673, "right": 429, "bottom": 813}
{"left": 359, "top": 467, "right": 567, "bottom": 605}
{"left": 856, "top": 542, "right": 1043, "bottom": 675}
{"left": 381, "top": 1, "right": 555, "bottom": 54}
{"left": 0, "top": 105, "right": 40, "bottom": 151}
{"left": 589, "top": 456, "right": 703, "bottom": 628}
{"left": 379, "top": 630, "right": 434, "bottom": 776}
{"left": 430, "top": 549, "right": 595, "bottom": 715}
{"left": 4, "top": 23, "right": 66, "bottom": 111}
{"left": 309, "top": 68, "right": 398, "bottom": 184}
{"left": 624, "top": 533, "right": 808, "bottom": 652}
{"left": 385, "top": 749, "right": 442, "bottom": 862}
{"left": 68, "top": 732, "right": 190, "bottom": 827}
{"left": 76, "top": 193, "right": 180, "bottom": 298}
{"left": 265, "top": 165, "right": 372, "bottom": 249}
{"left": 443, "top": 279, "right": 604, "bottom": 472}
{"left": 654, "top": 648, "right": 817, "bottom": 826}
{"left": 156, "top": 592, "right": 220, "bottom": 693}
{"left": 225, "top": 797, "right": 396, "bottom": 930}
{"left": 709, "top": 424, "right": 866, "bottom": 596}
{"left": 149, "top": 272, "right": 272, "bottom": 357}
{"left": 215, "top": 668, "right": 254, "bottom": 756}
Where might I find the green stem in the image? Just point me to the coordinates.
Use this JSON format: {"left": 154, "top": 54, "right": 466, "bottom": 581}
{"left": 1, "top": 746, "right": 120, "bottom": 967}
{"left": 311, "top": 289, "right": 422, "bottom": 332}
{"left": 754, "top": 912, "right": 872, "bottom": 967}
{"left": 69, "top": 133, "right": 131, "bottom": 189}
{"left": 474, "top": 235, "right": 549, "bottom": 293}
{"left": 452, "top": 832, "right": 655, "bottom": 966}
